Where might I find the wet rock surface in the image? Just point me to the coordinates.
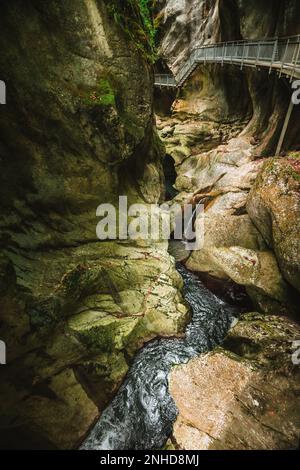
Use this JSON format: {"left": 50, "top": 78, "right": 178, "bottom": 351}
{"left": 0, "top": 1, "right": 184, "bottom": 449}
{"left": 169, "top": 312, "right": 300, "bottom": 450}
{"left": 81, "top": 264, "right": 237, "bottom": 450}
{"left": 0, "top": 0, "right": 300, "bottom": 452}
{"left": 156, "top": 0, "right": 300, "bottom": 452}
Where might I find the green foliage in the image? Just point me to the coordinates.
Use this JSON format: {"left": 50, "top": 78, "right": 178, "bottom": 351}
{"left": 84, "top": 79, "right": 116, "bottom": 107}
{"left": 98, "top": 79, "right": 116, "bottom": 106}
{"left": 138, "top": 0, "right": 156, "bottom": 52}
{"left": 106, "top": 0, "right": 157, "bottom": 62}
{"left": 287, "top": 151, "right": 300, "bottom": 160}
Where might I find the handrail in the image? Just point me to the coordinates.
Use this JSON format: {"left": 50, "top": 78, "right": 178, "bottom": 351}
{"left": 191, "top": 35, "right": 300, "bottom": 49}
{"left": 155, "top": 35, "right": 300, "bottom": 88}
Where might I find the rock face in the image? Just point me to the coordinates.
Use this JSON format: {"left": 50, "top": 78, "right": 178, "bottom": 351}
{"left": 169, "top": 312, "right": 300, "bottom": 450}
{"left": 0, "top": 1, "right": 189, "bottom": 449}
{"left": 200, "top": 247, "right": 296, "bottom": 315}
{"left": 159, "top": 113, "right": 293, "bottom": 312}
{"left": 158, "top": 3, "right": 300, "bottom": 451}
{"left": 158, "top": 0, "right": 300, "bottom": 69}
{"left": 157, "top": 0, "right": 220, "bottom": 73}
{"left": 159, "top": 115, "right": 299, "bottom": 314}
{"left": 157, "top": 0, "right": 300, "bottom": 152}
{"left": 157, "top": 1, "right": 300, "bottom": 314}
{"left": 247, "top": 157, "right": 300, "bottom": 294}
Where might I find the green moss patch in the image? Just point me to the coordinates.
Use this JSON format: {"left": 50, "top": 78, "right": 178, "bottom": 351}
{"left": 68, "top": 311, "right": 139, "bottom": 352}
{"left": 83, "top": 79, "right": 116, "bottom": 107}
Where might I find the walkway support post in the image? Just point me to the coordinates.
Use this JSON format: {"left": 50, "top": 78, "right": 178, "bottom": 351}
{"left": 275, "top": 98, "right": 294, "bottom": 156}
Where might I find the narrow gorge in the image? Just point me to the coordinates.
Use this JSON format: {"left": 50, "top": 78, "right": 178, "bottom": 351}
{"left": 0, "top": 0, "right": 299, "bottom": 452}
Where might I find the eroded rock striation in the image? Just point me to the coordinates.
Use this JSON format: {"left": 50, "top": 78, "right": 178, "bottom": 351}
{"left": 157, "top": 0, "right": 300, "bottom": 315}
{"left": 157, "top": 0, "right": 300, "bottom": 152}
{"left": 0, "top": 0, "right": 299, "bottom": 452}
{"left": 157, "top": 4, "right": 300, "bottom": 450}
{"left": 0, "top": 1, "right": 189, "bottom": 449}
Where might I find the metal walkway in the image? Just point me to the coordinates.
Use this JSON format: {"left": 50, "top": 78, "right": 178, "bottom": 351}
{"left": 155, "top": 36, "right": 300, "bottom": 88}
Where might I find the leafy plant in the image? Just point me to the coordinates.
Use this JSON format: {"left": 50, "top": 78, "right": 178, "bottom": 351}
{"left": 138, "top": 0, "right": 157, "bottom": 52}
{"left": 105, "top": 0, "right": 157, "bottom": 62}
{"left": 84, "top": 79, "right": 116, "bottom": 107}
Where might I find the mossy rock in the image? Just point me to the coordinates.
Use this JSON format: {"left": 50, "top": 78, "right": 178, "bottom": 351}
{"left": 68, "top": 312, "right": 140, "bottom": 352}
{"left": 81, "top": 79, "right": 116, "bottom": 107}
{"left": 247, "top": 157, "right": 300, "bottom": 295}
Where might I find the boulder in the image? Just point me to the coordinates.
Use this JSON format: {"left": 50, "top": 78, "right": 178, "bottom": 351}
{"left": 207, "top": 246, "right": 296, "bottom": 315}
{"left": 186, "top": 214, "right": 266, "bottom": 279}
{"left": 247, "top": 157, "right": 300, "bottom": 293}
{"left": 169, "top": 312, "right": 300, "bottom": 450}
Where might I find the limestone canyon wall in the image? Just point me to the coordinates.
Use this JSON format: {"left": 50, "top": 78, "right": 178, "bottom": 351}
{"left": 0, "top": 0, "right": 189, "bottom": 449}
{"left": 157, "top": 2, "right": 300, "bottom": 450}
{"left": 156, "top": 0, "right": 300, "bottom": 315}
{"left": 157, "top": 0, "right": 300, "bottom": 153}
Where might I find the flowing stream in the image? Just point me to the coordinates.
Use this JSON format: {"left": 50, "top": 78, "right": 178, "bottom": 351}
{"left": 81, "top": 263, "right": 240, "bottom": 450}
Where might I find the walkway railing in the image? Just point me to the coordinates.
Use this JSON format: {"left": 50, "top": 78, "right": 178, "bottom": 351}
{"left": 154, "top": 74, "right": 177, "bottom": 87}
{"left": 155, "top": 36, "right": 300, "bottom": 88}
